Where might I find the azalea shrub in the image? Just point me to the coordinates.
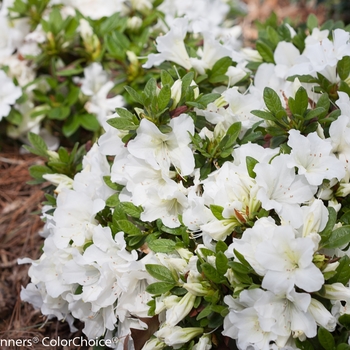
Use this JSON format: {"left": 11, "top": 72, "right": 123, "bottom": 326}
{"left": 19, "top": 6, "right": 350, "bottom": 350}
{"left": 0, "top": 0, "right": 245, "bottom": 147}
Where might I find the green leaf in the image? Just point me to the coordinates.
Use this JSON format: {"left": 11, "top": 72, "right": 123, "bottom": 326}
{"left": 146, "top": 282, "right": 175, "bottom": 295}
{"left": 181, "top": 71, "right": 195, "bottom": 98}
{"left": 29, "top": 165, "right": 53, "bottom": 180}
{"left": 256, "top": 40, "right": 275, "bottom": 63}
{"left": 307, "top": 13, "right": 319, "bottom": 32}
{"left": 144, "top": 78, "right": 157, "bottom": 99}
{"left": 145, "top": 264, "right": 176, "bottom": 283}
{"left": 201, "top": 262, "right": 222, "bottom": 283}
{"left": 295, "top": 338, "right": 314, "bottom": 350}
{"left": 266, "top": 26, "right": 280, "bottom": 48}
{"left": 339, "top": 314, "right": 350, "bottom": 330}
{"left": 103, "top": 176, "right": 123, "bottom": 191}
{"left": 210, "top": 205, "right": 224, "bottom": 220}
{"left": 106, "top": 193, "right": 120, "bottom": 207}
{"left": 216, "top": 251, "right": 228, "bottom": 276}
{"left": 264, "top": 87, "right": 283, "bottom": 114}
{"left": 251, "top": 109, "right": 276, "bottom": 121}
{"left": 323, "top": 225, "right": 350, "bottom": 249}
{"left": 215, "top": 240, "right": 228, "bottom": 253}
{"left": 292, "top": 86, "right": 308, "bottom": 116}
{"left": 318, "top": 327, "right": 335, "bottom": 350}
{"left": 124, "top": 86, "right": 144, "bottom": 105}
{"left": 79, "top": 114, "right": 100, "bottom": 131}
{"left": 234, "top": 249, "right": 253, "bottom": 269}
{"left": 48, "top": 106, "right": 70, "bottom": 120}
{"left": 56, "top": 67, "right": 84, "bottom": 76}
{"left": 338, "top": 56, "right": 350, "bottom": 81}
{"left": 246, "top": 156, "right": 259, "bottom": 179}
{"left": 26, "top": 132, "right": 48, "bottom": 157}
{"left": 196, "top": 305, "right": 212, "bottom": 320}
{"left": 304, "top": 107, "right": 326, "bottom": 121}
{"left": 195, "top": 93, "right": 221, "bottom": 108}
{"left": 287, "top": 74, "right": 318, "bottom": 83}
{"left": 117, "top": 220, "right": 142, "bottom": 235}
{"left": 229, "top": 261, "right": 253, "bottom": 275}
{"left": 319, "top": 207, "right": 336, "bottom": 240}
{"left": 328, "top": 256, "right": 350, "bottom": 285}
{"left": 107, "top": 117, "right": 139, "bottom": 130}
{"left": 337, "top": 344, "right": 350, "bottom": 350}
{"left": 209, "top": 57, "right": 233, "bottom": 83}
{"left": 161, "top": 70, "right": 174, "bottom": 87}
{"left": 158, "top": 84, "right": 171, "bottom": 111}
{"left": 120, "top": 202, "right": 142, "bottom": 218}
{"left": 148, "top": 239, "right": 176, "bottom": 253}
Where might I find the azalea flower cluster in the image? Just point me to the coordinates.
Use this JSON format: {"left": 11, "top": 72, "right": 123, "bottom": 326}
{"left": 20, "top": 10, "right": 350, "bottom": 350}
{"left": 0, "top": 0, "right": 244, "bottom": 147}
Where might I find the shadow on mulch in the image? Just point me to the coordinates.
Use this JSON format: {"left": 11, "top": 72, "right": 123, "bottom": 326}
{"left": 0, "top": 144, "right": 86, "bottom": 350}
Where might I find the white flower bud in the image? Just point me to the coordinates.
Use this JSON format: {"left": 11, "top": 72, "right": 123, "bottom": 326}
{"left": 166, "top": 292, "right": 196, "bottom": 326}
{"left": 155, "top": 325, "right": 203, "bottom": 348}
{"left": 170, "top": 79, "right": 182, "bottom": 110}
{"left": 323, "top": 283, "right": 350, "bottom": 303}
{"left": 141, "top": 338, "right": 166, "bottom": 350}
{"left": 127, "top": 16, "right": 142, "bottom": 31}
{"left": 309, "top": 298, "right": 336, "bottom": 331}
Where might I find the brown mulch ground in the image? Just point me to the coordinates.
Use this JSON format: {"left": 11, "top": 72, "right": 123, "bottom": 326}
{"left": 0, "top": 144, "right": 86, "bottom": 350}
{"left": 0, "top": 1, "right": 330, "bottom": 349}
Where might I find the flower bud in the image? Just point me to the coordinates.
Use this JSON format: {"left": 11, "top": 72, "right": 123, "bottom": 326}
{"left": 170, "top": 79, "right": 182, "bottom": 110}
{"left": 166, "top": 292, "right": 196, "bottom": 326}
{"left": 141, "top": 338, "right": 166, "bottom": 350}
{"left": 127, "top": 16, "right": 142, "bottom": 31}
{"left": 155, "top": 325, "right": 203, "bottom": 348}
{"left": 323, "top": 283, "right": 350, "bottom": 303}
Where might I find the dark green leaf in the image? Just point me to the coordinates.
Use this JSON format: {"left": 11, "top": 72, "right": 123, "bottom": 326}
{"left": 145, "top": 264, "right": 176, "bottom": 283}
{"left": 158, "top": 85, "right": 171, "bottom": 111}
{"left": 323, "top": 225, "right": 350, "bottom": 249}
{"left": 118, "top": 220, "right": 142, "bottom": 235}
{"left": 338, "top": 56, "right": 350, "bottom": 81}
{"left": 29, "top": 165, "right": 53, "bottom": 180}
{"left": 215, "top": 241, "right": 228, "bottom": 253}
{"left": 328, "top": 256, "right": 350, "bottom": 285}
{"left": 209, "top": 57, "right": 233, "bottom": 83}
{"left": 201, "top": 262, "right": 221, "bottom": 283}
{"left": 246, "top": 156, "right": 259, "bottom": 179}
{"left": 146, "top": 282, "right": 175, "bottom": 295}
{"left": 256, "top": 41, "right": 275, "bottom": 63}
{"left": 264, "top": 87, "right": 283, "bottom": 114}
{"left": 120, "top": 202, "right": 142, "bottom": 218}
{"left": 318, "top": 327, "right": 335, "bottom": 350}
{"left": 216, "top": 251, "right": 228, "bottom": 276}
{"left": 148, "top": 239, "right": 176, "bottom": 253}
{"left": 103, "top": 176, "right": 123, "bottom": 191}
{"left": 339, "top": 314, "right": 350, "bottom": 330}
{"left": 251, "top": 109, "right": 276, "bottom": 121}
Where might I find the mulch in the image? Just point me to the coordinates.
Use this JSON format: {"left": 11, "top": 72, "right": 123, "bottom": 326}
{"left": 0, "top": 144, "right": 86, "bottom": 350}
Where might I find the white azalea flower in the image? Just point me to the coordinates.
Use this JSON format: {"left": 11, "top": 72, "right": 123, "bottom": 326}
{"left": 0, "top": 69, "right": 21, "bottom": 120}
{"left": 255, "top": 225, "right": 324, "bottom": 296}
{"left": 287, "top": 129, "right": 345, "bottom": 186}
{"left": 52, "top": 189, "right": 105, "bottom": 249}
{"left": 143, "top": 17, "right": 192, "bottom": 70}
{"left": 127, "top": 114, "right": 195, "bottom": 176}
{"left": 255, "top": 154, "right": 316, "bottom": 227}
